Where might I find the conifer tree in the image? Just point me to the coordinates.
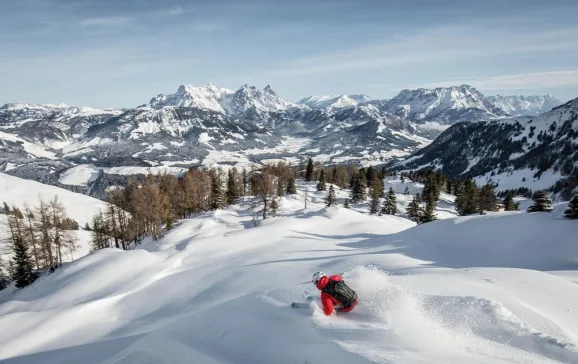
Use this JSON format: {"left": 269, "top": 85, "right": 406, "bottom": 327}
{"left": 503, "top": 192, "right": 519, "bottom": 211}
{"left": 305, "top": 158, "right": 315, "bottom": 182}
{"left": 350, "top": 172, "right": 367, "bottom": 203}
{"left": 406, "top": 194, "right": 423, "bottom": 223}
{"left": 317, "top": 170, "right": 327, "bottom": 191}
{"left": 84, "top": 222, "right": 91, "bottom": 231}
{"left": 456, "top": 180, "right": 479, "bottom": 216}
{"left": 421, "top": 197, "right": 437, "bottom": 223}
{"left": 226, "top": 169, "right": 239, "bottom": 205}
{"left": 564, "top": 195, "right": 578, "bottom": 219}
{"left": 404, "top": 186, "right": 410, "bottom": 195}
{"left": 343, "top": 198, "right": 351, "bottom": 209}
{"left": 381, "top": 187, "right": 397, "bottom": 215}
{"left": 478, "top": 184, "right": 498, "bottom": 214}
{"left": 2, "top": 202, "right": 9, "bottom": 214}
{"left": 527, "top": 191, "right": 553, "bottom": 212}
{"left": 366, "top": 166, "right": 375, "bottom": 185}
{"left": 369, "top": 183, "right": 381, "bottom": 215}
{"left": 325, "top": 185, "right": 336, "bottom": 207}
{"left": 242, "top": 168, "right": 248, "bottom": 196}
{"left": 286, "top": 175, "right": 297, "bottom": 195}
{"left": 7, "top": 212, "right": 37, "bottom": 288}
{"left": 210, "top": 169, "right": 223, "bottom": 210}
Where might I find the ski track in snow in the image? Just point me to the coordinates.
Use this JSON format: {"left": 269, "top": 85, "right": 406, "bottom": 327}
{"left": 0, "top": 180, "right": 577, "bottom": 363}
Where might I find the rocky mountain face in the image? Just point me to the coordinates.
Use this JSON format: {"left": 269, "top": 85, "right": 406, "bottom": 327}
{"left": 1, "top": 83, "right": 569, "bottom": 198}
{"left": 392, "top": 98, "right": 578, "bottom": 198}
{"left": 377, "top": 85, "right": 509, "bottom": 124}
{"left": 298, "top": 94, "right": 372, "bottom": 111}
{"left": 0, "top": 85, "right": 437, "bottom": 196}
{"left": 485, "top": 95, "right": 561, "bottom": 116}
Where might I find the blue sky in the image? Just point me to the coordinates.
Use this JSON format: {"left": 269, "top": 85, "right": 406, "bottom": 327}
{"left": 1, "top": 0, "right": 577, "bottom": 108}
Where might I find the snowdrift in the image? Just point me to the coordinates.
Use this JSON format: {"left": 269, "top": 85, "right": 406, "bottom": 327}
{"left": 0, "top": 183, "right": 577, "bottom": 364}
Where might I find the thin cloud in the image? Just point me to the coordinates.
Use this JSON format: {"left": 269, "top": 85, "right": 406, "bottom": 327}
{"left": 416, "top": 70, "right": 578, "bottom": 91}
{"left": 79, "top": 16, "right": 131, "bottom": 28}
{"left": 271, "top": 25, "right": 578, "bottom": 77}
{"left": 168, "top": 6, "right": 185, "bottom": 16}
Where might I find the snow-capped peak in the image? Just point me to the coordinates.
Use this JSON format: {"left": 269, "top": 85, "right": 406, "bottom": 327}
{"left": 223, "top": 84, "right": 295, "bottom": 116}
{"left": 385, "top": 84, "right": 508, "bottom": 124}
{"left": 298, "top": 94, "right": 371, "bottom": 111}
{"left": 0, "top": 102, "right": 122, "bottom": 121}
{"left": 1, "top": 102, "right": 71, "bottom": 111}
{"left": 485, "top": 94, "right": 562, "bottom": 116}
{"left": 148, "top": 84, "right": 235, "bottom": 112}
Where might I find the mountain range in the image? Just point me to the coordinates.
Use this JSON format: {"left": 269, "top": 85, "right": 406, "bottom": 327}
{"left": 393, "top": 97, "right": 578, "bottom": 198}
{"left": 0, "top": 83, "right": 565, "bottom": 197}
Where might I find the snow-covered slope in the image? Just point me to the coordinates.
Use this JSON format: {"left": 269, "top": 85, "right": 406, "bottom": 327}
{"left": 0, "top": 172, "right": 107, "bottom": 226}
{"left": 0, "top": 172, "right": 110, "bottom": 259}
{"left": 298, "top": 94, "right": 372, "bottom": 111}
{"left": 394, "top": 97, "right": 578, "bottom": 196}
{"left": 486, "top": 95, "right": 562, "bottom": 116}
{"left": 0, "top": 181, "right": 577, "bottom": 363}
{"left": 382, "top": 85, "right": 508, "bottom": 124}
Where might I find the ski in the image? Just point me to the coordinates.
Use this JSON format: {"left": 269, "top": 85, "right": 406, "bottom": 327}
{"left": 291, "top": 302, "right": 311, "bottom": 308}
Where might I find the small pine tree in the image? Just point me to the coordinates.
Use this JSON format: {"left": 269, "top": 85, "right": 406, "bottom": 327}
{"left": 165, "top": 210, "right": 175, "bottom": 230}
{"left": 478, "top": 184, "right": 498, "bottom": 214}
{"left": 350, "top": 172, "right": 367, "bottom": 203}
{"left": 242, "top": 168, "right": 248, "bottom": 196}
{"left": 305, "top": 158, "right": 315, "bottom": 182}
{"left": 325, "top": 185, "right": 337, "bottom": 207}
{"left": 563, "top": 195, "right": 578, "bottom": 219}
{"left": 210, "top": 170, "right": 223, "bottom": 210}
{"left": 503, "top": 193, "right": 519, "bottom": 211}
{"left": 84, "top": 222, "right": 92, "bottom": 231}
{"left": 12, "top": 234, "right": 37, "bottom": 289}
{"left": 421, "top": 198, "right": 437, "bottom": 223}
{"left": 404, "top": 186, "right": 410, "bottom": 195}
{"left": 343, "top": 198, "right": 351, "bottom": 209}
{"left": 381, "top": 187, "right": 397, "bottom": 215}
{"left": 369, "top": 189, "right": 380, "bottom": 214}
{"left": 366, "top": 166, "right": 375, "bottom": 184}
{"left": 406, "top": 195, "right": 424, "bottom": 223}
{"left": 317, "top": 170, "right": 327, "bottom": 191}
{"left": 2, "top": 202, "right": 10, "bottom": 214}
{"left": 226, "top": 169, "right": 238, "bottom": 205}
{"left": 527, "top": 191, "right": 553, "bottom": 212}
{"left": 286, "top": 175, "right": 297, "bottom": 195}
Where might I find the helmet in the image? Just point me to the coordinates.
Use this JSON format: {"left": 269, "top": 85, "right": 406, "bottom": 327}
{"left": 312, "top": 272, "right": 326, "bottom": 285}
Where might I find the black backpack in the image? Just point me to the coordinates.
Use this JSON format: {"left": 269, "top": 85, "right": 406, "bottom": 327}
{"left": 322, "top": 279, "right": 357, "bottom": 309}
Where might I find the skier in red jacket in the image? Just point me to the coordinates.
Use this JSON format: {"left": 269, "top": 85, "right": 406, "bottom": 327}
{"left": 312, "top": 272, "right": 358, "bottom": 316}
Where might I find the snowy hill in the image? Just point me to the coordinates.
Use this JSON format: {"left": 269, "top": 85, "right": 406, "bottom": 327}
{"left": 381, "top": 85, "right": 509, "bottom": 124}
{"left": 0, "top": 180, "right": 577, "bottom": 363}
{"left": 0, "top": 172, "right": 110, "bottom": 259}
{"left": 486, "top": 95, "right": 562, "bottom": 116}
{"left": 298, "top": 94, "right": 372, "bottom": 111}
{"left": 394, "top": 97, "right": 578, "bottom": 196}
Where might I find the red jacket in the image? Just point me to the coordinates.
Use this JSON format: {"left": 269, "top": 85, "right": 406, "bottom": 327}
{"left": 316, "top": 275, "right": 358, "bottom": 316}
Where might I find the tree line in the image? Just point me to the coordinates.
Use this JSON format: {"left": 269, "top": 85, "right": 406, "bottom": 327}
{"left": 89, "top": 162, "right": 301, "bottom": 253}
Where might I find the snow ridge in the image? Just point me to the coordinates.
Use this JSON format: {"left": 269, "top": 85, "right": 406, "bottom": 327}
{"left": 486, "top": 94, "right": 562, "bottom": 116}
